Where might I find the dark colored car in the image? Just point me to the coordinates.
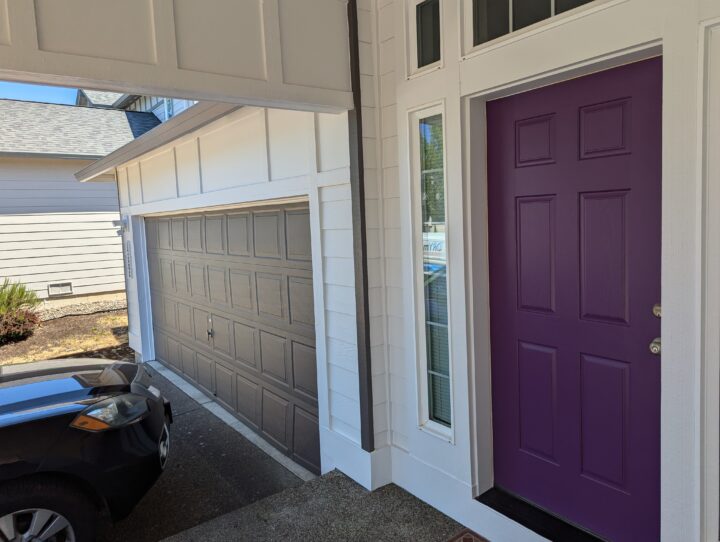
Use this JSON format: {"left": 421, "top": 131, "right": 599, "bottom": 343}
{"left": 0, "top": 358, "right": 172, "bottom": 542}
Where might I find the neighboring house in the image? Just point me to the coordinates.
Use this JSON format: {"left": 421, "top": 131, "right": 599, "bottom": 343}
{"left": 2, "top": 0, "right": 715, "bottom": 540}
{"left": 0, "top": 99, "right": 160, "bottom": 305}
{"left": 76, "top": 89, "right": 196, "bottom": 123}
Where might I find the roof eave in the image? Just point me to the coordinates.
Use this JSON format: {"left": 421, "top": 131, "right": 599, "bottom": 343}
{"left": 0, "top": 151, "right": 104, "bottom": 160}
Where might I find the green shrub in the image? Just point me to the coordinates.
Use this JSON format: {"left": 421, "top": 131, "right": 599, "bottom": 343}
{"left": 0, "top": 278, "right": 40, "bottom": 315}
{"left": 0, "top": 309, "right": 40, "bottom": 345}
{"left": 0, "top": 279, "right": 40, "bottom": 345}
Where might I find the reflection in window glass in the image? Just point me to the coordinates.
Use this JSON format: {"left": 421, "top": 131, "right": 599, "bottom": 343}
{"left": 555, "top": 0, "right": 594, "bottom": 13}
{"left": 473, "top": 0, "right": 509, "bottom": 46}
{"left": 419, "top": 114, "right": 451, "bottom": 427}
{"left": 512, "top": 0, "right": 551, "bottom": 30}
{"left": 416, "top": 0, "right": 441, "bottom": 68}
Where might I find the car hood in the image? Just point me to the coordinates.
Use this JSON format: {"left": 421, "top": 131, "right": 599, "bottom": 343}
{"left": 0, "top": 359, "right": 139, "bottom": 426}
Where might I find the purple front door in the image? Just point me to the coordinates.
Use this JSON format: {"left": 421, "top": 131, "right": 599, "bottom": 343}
{"left": 487, "top": 58, "right": 662, "bottom": 541}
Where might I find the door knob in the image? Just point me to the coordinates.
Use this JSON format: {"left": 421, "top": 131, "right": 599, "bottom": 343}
{"left": 649, "top": 337, "right": 661, "bottom": 355}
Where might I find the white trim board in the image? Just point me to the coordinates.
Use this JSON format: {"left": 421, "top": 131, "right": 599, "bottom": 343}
{"left": 147, "top": 360, "right": 317, "bottom": 483}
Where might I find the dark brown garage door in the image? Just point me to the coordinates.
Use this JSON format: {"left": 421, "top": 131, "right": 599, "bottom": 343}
{"left": 146, "top": 204, "right": 320, "bottom": 473}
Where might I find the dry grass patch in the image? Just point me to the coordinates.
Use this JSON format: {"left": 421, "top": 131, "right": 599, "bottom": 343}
{"left": 0, "top": 310, "right": 129, "bottom": 366}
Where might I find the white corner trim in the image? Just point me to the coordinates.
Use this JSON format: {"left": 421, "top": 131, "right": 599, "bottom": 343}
{"left": 319, "top": 427, "right": 392, "bottom": 490}
{"left": 147, "top": 360, "right": 317, "bottom": 482}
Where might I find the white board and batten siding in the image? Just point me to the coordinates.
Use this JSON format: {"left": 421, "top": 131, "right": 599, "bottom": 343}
{"left": 115, "top": 107, "right": 371, "bottom": 478}
{"left": 0, "top": 0, "right": 352, "bottom": 112}
{"left": 0, "top": 157, "right": 124, "bottom": 300}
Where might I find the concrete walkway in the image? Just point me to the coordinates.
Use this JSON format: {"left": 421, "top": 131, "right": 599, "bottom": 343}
{"left": 162, "top": 470, "right": 465, "bottom": 542}
{"left": 101, "top": 360, "right": 469, "bottom": 542}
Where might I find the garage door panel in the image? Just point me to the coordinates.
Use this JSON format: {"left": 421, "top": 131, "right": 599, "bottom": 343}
{"left": 234, "top": 322, "right": 258, "bottom": 368}
{"left": 146, "top": 220, "right": 159, "bottom": 249}
{"left": 163, "top": 299, "right": 178, "bottom": 330}
{"left": 292, "top": 341, "right": 318, "bottom": 401}
{"left": 157, "top": 219, "right": 172, "bottom": 250}
{"left": 261, "top": 388, "right": 290, "bottom": 452}
{"left": 253, "top": 211, "right": 284, "bottom": 259}
{"left": 288, "top": 276, "right": 315, "bottom": 333}
{"left": 210, "top": 314, "right": 233, "bottom": 357}
{"left": 228, "top": 213, "right": 252, "bottom": 257}
{"left": 187, "top": 217, "right": 204, "bottom": 253}
{"left": 205, "top": 215, "right": 226, "bottom": 255}
{"left": 155, "top": 331, "right": 167, "bottom": 362}
{"left": 259, "top": 330, "right": 289, "bottom": 386}
{"left": 236, "top": 374, "right": 260, "bottom": 429}
{"left": 151, "top": 294, "right": 164, "bottom": 327}
{"left": 166, "top": 337, "right": 181, "bottom": 371}
{"left": 192, "top": 307, "right": 210, "bottom": 343}
{"left": 196, "top": 353, "right": 215, "bottom": 394}
{"left": 147, "top": 204, "right": 319, "bottom": 474}
{"left": 171, "top": 219, "right": 186, "bottom": 251}
{"left": 177, "top": 303, "right": 193, "bottom": 336}
{"left": 229, "top": 269, "right": 255, "bottom": 313}
{"left": 189, "top": 263, "right": 207, "bottom": 299}
{"left": 160, "top": 258, "right": 174, "bottom": 291}
{"left": 215, "top": 362, "right": 236, "bottom": 410}
{"left": 286, "top": 210, "right": 312, "bottom": 262}
{"left": 180, "top": 344, "right": 196, "bottom": 379}
{"left": 173, "top": 261, "right": 188, "bottom": 295}
{"left": 293, "top": 407, "right": 320, "bottom": 472}
{"left": 208, "top": 266, "right": 230, "bottom": 306}
{"left": 256, "top": 272, "right": 286, "bottom": 320}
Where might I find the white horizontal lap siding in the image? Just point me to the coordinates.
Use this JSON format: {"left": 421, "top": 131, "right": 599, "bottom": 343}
{"left": 0, "top": 158, "right": 123, "bottom": 299}
{"left": 116, "top": 107, "right": 363, "bottom": 451}
{"left": 319, "top": 183, "right": 362, "bottom": 443}
{"left": 357, "top": 0, "right": 401, "bottom": 453}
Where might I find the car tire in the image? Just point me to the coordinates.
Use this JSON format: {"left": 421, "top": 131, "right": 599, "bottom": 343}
{"left": 0, "top": 477, "right": 98, "bottom": 542}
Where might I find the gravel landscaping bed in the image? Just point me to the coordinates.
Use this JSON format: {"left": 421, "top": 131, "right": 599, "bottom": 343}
{"left": 38, "top": 298, "right": 128, "bottom": 321}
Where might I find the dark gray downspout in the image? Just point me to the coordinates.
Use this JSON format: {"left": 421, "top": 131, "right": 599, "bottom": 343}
{"left": 347, "top": 0, "right": 374, "bottom": 453}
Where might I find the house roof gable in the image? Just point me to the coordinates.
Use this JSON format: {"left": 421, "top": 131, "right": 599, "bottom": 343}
{"left": 0, "top": 99, "right": 161, "bottom": 158}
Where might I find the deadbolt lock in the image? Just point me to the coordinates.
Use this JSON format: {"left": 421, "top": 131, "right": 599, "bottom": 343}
{"left": 649, "top": 337, "right": 661, "bottom": 356}
{"left": 652, "top": 303, "right": 661, "bottom": 318}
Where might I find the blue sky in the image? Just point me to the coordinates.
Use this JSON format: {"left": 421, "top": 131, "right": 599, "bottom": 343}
{"left": 0, "top": 82, "right": 77, "bottom": 104}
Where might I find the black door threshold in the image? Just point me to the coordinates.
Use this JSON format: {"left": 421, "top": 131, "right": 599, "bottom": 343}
{"left": 477, "top": 488, "right": 604, "bottom": 542}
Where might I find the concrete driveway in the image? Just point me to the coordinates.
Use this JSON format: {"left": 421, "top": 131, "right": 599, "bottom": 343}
{"left": 97, "top": 365, "right": 303, "bottom": 542}
{"left": 99, "top": 363, "right": 471, "bottom": 542}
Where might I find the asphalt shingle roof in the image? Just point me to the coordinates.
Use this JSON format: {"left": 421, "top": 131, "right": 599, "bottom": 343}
{"left": 81, "top": 90, "right": 125, "bottom": 107}
{"left": 0, "top": 99, "right": 161, "bottom": 157}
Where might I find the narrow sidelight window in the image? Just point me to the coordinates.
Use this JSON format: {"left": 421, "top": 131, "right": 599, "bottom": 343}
{"left": 416, "top": 0, "right": 441, "bottom": 68}
{"left": 473, "top": 0, "right": 509, "bottom": 46}
{"left": 419, "top": 113, "right": 451, "bottom": 427}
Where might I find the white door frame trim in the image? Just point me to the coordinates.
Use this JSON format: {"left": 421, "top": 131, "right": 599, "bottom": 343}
{"left": 700, "top": 17, "right": 720, "bottom": 542}
{"left": 462, "top": 39, "right": 669, "bottom": 524}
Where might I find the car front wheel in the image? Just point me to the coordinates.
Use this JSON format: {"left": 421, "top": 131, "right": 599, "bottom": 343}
{"left": 0, "top": 478, "right": 97, "bottom": 542}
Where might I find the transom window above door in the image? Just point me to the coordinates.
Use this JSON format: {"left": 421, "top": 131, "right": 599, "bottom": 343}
{"left": 472, "top": 0, "right": 595, "bottom": 46}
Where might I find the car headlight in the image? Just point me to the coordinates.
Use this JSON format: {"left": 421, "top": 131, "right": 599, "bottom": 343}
{"left": 71, "top": 394, "right": 149, "bottom": 432}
